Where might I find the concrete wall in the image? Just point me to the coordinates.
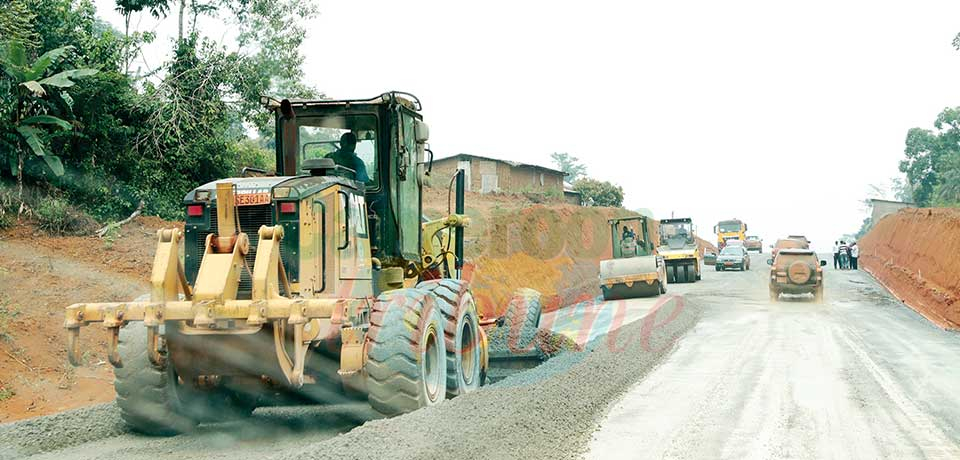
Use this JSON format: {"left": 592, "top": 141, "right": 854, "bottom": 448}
{"left": 870, "top": 200, "right": 913, "bottom": 225}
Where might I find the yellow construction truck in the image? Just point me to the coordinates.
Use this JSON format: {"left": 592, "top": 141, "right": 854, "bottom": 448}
{"left": 658, "top": 218, "right": 701, "bottom": 283}
{"left": 714, "top": 218, "right": 747, "bottom": 250}
{"left": 62, "top": 92, "right": 502, "bottom": 434}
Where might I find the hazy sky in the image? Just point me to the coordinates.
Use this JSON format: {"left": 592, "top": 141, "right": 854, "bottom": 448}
{"left": 95, "top": 0, "right": 960, "bottom": 250}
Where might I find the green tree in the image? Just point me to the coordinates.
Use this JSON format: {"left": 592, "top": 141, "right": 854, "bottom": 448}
{"left": 0, "top": 42, "right": 97, "bottom": 204}
{"left": 550, "top": 152, "right": 586, "bottom": 182}
{"left": 573, "top": 178, "right": 624, "bottom": 207}
{"left": 0, "top": 0, "right": 41, "bottom": 49}
{"left": 900, "top": 107, "right": 960, "bottom": 206}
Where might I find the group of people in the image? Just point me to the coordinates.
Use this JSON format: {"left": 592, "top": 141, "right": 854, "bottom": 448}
{"left": 833, "top": 240, "right": 859, "bottom": 270}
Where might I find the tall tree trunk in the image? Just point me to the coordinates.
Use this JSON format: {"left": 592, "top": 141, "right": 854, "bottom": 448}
{"left": 178, "top": 0, "right": 185, "bottom": 41}
{"left": 16, "top": 153, "right": 23, "bottom": 215}
{"left": 124, "top": 14, "right": 130, "bottom": 74}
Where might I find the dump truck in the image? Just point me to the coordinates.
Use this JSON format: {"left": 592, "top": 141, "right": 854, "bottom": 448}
{"left": 714, "top": 218, "right": 747, "bottom": 250}
{"left": 658, "top": 217, "right": 701, "bottom": 283}
{"left": 63, "top": 92, "right": 498, "bottom": 434}
{"left": 599, "top": 216, "right": 666, "bottom": 300}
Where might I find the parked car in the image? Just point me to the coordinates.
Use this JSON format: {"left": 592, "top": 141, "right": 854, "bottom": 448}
{"left": 767, "top": 248, "right": 826, "bottom": 302}
{"left": 716, "top": 245, "right": 750, "bottom": 271}
{"left": 771, "top": 238, "right": 808, "bottom": 258}
{"left": 744, "top": 235, "right": 762, "bottom": 252}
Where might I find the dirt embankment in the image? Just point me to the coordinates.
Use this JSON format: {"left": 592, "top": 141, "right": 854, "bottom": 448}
{"left": 423, "top": 188, "right": 715, "bottom": 319}
{"left": 442, "top": 201, "right": 632, "bottom": 318}
{"left": 0, "top": 217, "right": 175, "bottom": 422}
{"left": 859, "top": 208, "right": 960, "bottom": 329}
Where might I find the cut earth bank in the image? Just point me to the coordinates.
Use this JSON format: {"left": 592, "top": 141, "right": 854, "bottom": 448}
{"left": 859, "top": 207, "right": 960, "bottom": 329}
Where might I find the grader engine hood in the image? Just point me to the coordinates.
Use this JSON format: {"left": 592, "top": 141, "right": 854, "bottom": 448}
{"left": 184, "top": 176, "right": 297, "bottom": 203}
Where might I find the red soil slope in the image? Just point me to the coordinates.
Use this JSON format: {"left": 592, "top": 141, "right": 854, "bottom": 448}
{"left": 859, "top": 208, "right": 960, "bottom": 329}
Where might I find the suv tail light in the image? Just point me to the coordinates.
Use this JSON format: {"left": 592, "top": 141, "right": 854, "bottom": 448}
{"left": 187, "top": 204, "right": 204, "bottom": 217}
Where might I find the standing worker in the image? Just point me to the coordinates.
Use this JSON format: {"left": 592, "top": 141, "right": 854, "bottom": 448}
{"left": 833, "top": 241, "right": 841, "bottom": 269}
{"left": 839, "top": 240, "right": 850, "bottom": 269}
{"left": 850, "top": 242, "right": 859, "bottom": 270}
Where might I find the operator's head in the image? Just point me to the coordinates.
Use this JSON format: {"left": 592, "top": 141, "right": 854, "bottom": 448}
{"left": 340, "top": 132, "right": 358, "bottom": 153}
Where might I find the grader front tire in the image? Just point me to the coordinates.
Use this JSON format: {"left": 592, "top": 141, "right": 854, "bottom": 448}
{"left": 365, "top": 289, "right": 447, "bottom": 416}
{"left": 114, "top": 324, "right": 195, "bottom": 436}
{"left": 417, "top": 279, "right": 483, "bottom": 398}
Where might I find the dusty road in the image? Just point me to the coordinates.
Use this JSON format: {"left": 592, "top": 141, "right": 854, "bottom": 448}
{"left": 589, "top": 253, "right": 960, "bottom": 459}
{"left": 0, "top": 284, "right": 698, "bottom": 460}
{"left": 3, "top": 252, "right": 958, "bottom": 459}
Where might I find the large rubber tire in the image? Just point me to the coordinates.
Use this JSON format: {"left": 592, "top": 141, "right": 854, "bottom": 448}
{"left": 715, "top": 265, "right": 721, "bottom": 272}
{"left": 114, "top": 323, "right": 196, "bottom": 436}
{"left": 769, "top": 288, "right": 779, "bottom": 302}
{"left": 502, "top": 288, "right": 542, "bottom": 336}
{"left": 416, "top": 279, "right": 482, "bottom": 398}
{"left": 695, "top": 265, "right": 702, "bottom": 280}
{"left": 667, "top": 265, "right": 678, "bottom": 283}
{"left": 814, "top": 285, "right": 824, "bottom": 303}
{"left": 365, "top": 288, "right": 447, "bottom": 416}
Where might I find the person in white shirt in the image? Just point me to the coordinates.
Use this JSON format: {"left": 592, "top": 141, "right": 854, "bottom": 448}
{"left": 833, "top": 241, "right": 841, "bottom": 269}
{"left": 850, "top": 242, "right": 859, "bottom": 270}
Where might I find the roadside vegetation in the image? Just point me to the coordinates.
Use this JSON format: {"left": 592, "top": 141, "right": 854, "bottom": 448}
{"left": 0, "top": 0, "right": 318, "bottom": 230}
{"left": 856, "top": 33, "right": 960, "bottom": 238}
{"left": 551, "top": 152, "right": 625, "bottom": 207}
{"left": 884, "top": 32, "right": 960, "bottom": 210}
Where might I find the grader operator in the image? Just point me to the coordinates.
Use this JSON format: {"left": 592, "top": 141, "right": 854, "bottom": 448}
{"left": 62, "top": 92, "right": 491, "bottom": 434}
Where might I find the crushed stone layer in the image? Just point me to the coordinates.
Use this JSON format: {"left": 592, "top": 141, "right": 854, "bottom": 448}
{"left": 0, "top": 298, "right": 699, "bottom": 460}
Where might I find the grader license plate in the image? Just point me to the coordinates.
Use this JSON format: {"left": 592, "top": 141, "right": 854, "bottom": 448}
{"left": 236, "top": 192, "right": 271, "bottom": 206}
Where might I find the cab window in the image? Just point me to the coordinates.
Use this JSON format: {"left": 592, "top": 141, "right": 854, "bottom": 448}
{"left": 298, "top": 115, "right": 378, "bottom": 186}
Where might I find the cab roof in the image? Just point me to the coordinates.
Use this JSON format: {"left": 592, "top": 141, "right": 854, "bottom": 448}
{"left": 260, "top": 91, "right": 422, "bottom": 112}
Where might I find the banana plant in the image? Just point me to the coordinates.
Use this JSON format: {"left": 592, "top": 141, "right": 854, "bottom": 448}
{"left": 1, "top": 41, "right": 97, "bottom": 180}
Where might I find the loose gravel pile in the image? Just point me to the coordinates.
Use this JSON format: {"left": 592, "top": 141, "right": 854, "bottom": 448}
{"left": 0, "top": 298, "right": 700, "bottom": 460}
{"left": 274, "top": 297, "right": 700, "bottom": 460}
{"left": 0, "top": 403, "right": 124, "bottom": 459}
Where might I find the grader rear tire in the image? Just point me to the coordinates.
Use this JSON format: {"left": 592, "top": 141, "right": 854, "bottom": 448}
{"left": 365, "top": 288, "right": 447, "bottom": 416}
{"left": 416, "top": 279, "right": 483, "bottom": 397}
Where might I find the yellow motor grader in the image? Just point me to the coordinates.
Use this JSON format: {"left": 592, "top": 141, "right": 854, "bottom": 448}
{"left": 63, "top": 92, "right": 489, "bottom": 434}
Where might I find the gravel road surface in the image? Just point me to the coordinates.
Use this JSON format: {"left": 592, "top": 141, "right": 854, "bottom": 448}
{"left": 0, "top": 287, "right": 699, "bottom": 460}
{"left": 6, "top": 252, "right": 954, "bottom": 460}
{"left": 589, "top": 253, "right": 960, "bottom": 459}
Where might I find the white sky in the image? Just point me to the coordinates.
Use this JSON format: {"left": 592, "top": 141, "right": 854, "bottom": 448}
{"left": 95, "top": 0, "right": 960, "bottom": 251}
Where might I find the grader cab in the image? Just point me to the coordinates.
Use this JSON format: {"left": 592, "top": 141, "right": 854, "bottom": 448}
{"left": 63, "top": 92, "right": 486, "bottom": 434}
